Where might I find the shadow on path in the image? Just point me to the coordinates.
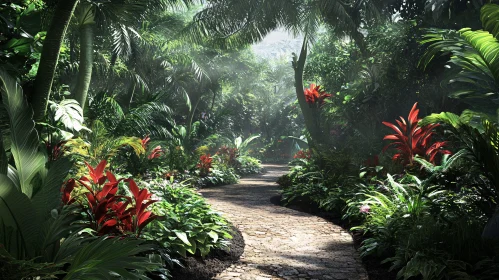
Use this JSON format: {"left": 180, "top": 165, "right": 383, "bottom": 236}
{"left": 200, "top": 164, "right": 367, "bottom": 280}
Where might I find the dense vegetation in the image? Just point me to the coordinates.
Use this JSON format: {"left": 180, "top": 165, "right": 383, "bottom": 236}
{"left": 3, "top": 0, "right": 499, "bottom": 279}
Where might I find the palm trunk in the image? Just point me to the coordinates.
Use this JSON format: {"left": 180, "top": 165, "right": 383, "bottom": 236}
{"left": 73, "top": 22, "right": 94, "bottom": 111}
{"left": 293, "top": 37, "right": 321, "bottom": 146}
{"left": 32, "top": 0, "right": 79, "bottom": 121}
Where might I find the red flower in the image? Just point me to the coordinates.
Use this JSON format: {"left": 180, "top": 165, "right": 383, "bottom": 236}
{"left": 304, "top": 84, "right": 320, "bottom": 104}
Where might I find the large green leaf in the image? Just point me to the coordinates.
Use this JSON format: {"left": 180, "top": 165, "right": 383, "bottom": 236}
{"left": 420, "top": 27, "right": 499, "bottom": 114}
{"left": 0, "top": 70, "right": 46, "bottom": 198}
{"left": 49, "top": 99, "right": 87, "bottom": 132}
{"left": 31, "top": 158, "right": 71, "bottom": 221}
{"left": 0, "top": 174, "right": 40, "bottom": 259}
{"left": 63, "top": 237, "right": 163, "bottom": 280}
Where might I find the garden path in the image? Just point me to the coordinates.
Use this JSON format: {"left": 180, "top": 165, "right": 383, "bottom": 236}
{"left": 199, "top": 164, "right": 368, "bottom": 280}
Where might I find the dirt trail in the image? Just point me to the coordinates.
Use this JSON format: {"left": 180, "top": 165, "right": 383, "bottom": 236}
{"left": 199, "top": 164, "right": 367, "bottom": 280}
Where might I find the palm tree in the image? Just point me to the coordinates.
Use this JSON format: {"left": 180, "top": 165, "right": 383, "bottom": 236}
{"left": 32, "top": 0, "right": 79, "bottom": 121}
{"left": 71, "top": 0, "right": 182, "bottom": 112}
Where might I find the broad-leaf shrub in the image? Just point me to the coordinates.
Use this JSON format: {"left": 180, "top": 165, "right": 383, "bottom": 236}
{"left": 347, "top": 174, "right": 493, "bottom": 279}
{"left": 236, "top": 155, "right": 262, "bottom": 175}
{"left": 144, "top": 179, "right": 232, "bottom": 258}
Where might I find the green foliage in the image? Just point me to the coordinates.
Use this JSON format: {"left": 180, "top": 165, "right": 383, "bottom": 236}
{"left": 144, "top": 180, "right": 232, "bottom": 258}
{"left": 236, "top": 155, "right": 262, "bottom": 175}
{"left": 48, "top": 99, "right": 87, "bottom": 133}
{"left": 63, "top": 236, "right": 165, "bottom": 280}
{"left": 0, "top": 70, "right": 71, "bottom": 260}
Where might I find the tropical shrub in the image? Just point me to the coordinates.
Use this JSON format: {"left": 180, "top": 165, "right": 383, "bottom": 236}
{"left": 347, "top": 173, "right": 494, "bottom": 279}
{"left": 61, "top": 160, "right": 159, "bottom": 237}
{"left": 0, "top": 71, "right": 169, "bottom": 280}
{"left": 144, "top": 179, "right": 232, "bottom": 258}
{"left": 197, "top": 154, "right": 213, "bottom": 177}
{"left": 382, "top": 102, "right": 451, "bottom": 167}
{"left": 236, "top": 155, "right": 262, "bottom": 175}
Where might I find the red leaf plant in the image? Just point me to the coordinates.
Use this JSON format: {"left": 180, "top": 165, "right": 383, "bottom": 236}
{"left": 197, "top": 154, "right": 213, "bottom": 177}
{"left": 304, "top": 84, "right": 332, "bottom": 105}
{"left": 382, "top": 103, "right": 451, "bottom": 166}
{"left": 293, "top": 149, "right": 312, "bottom": 159}
{"left": 216, "top": 146, "right": 239, "bottom": 167}
{"left": 142, "top": 135, "right": 164, "bottom": 160}
{"left": 61, "top": 160, "right": 158, "bottom": 237}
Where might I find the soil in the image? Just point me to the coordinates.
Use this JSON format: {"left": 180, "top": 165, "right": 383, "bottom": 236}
{"left": 271, "top": 194, "right": 397, "bottom": 280}
{"left": 169, "top": 224, "right": 245, "bottom": 280}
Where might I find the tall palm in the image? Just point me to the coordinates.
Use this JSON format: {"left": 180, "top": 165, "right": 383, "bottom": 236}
{"left": 32, "top": 0, "right": 79, "bottom": 121}
{"left": 189, "top": 0, "right": 375, "bottom": 146}
{"left": 71, "top": 0, "right": 186, "bottom": 112}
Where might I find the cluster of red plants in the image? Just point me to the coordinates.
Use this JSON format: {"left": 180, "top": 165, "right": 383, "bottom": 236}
{"left": 141, "top": 135, "right": 163, "bottom": 160}
{"left": 293, "top": 149, "right": 312, "bottom": 159}
{"left": 382, "top": 103, "right": 451, "bottom": 166}
{"left": 304, "top": 84, "right": 332, "bottom": 105}
{"left": 197, "top": 154, "right": 213, "bottom": 176}
{"left": 216, "top": 146, "right": 239, "bottom": 167}
{"left": 61, "top": 160, "right": 158, "bottom": 237}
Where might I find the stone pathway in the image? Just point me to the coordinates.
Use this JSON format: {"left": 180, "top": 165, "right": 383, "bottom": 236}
{"left": 199, "top": 164, "right": 368, "bottom": 280}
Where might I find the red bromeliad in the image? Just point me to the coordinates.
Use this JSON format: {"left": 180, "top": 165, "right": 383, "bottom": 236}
{"left": 61, "top": 160, "right": 158, "bottom": 237}
{"left": 382, "top": 103, "right": 451, "bottom": 166}
{"left": 197, "top": 154, "right": 213, "bottom": 176}
{"left": 304, "top": 84, "right": 332, "bottom": 105}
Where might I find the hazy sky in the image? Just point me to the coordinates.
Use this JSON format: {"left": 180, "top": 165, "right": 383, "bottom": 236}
{"left": 252, "top": 29, "right": 303, "bottom": 59}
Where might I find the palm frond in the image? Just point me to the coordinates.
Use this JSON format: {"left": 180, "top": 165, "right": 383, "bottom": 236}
{"left": 420, "top": 27, "right": 499, "bottom": 114}
{"left": 481, "top": 4, "right": 499, "bottom": 38}
{"left": 63, "top": 236, "right": 164, "bottom": 280}
{"left": 116, "top": 102, "right": 175, "bottom": 139}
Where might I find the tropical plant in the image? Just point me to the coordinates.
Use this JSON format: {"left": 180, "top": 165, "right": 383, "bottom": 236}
{"left": 420, "top": 4, "right": 499, "bottom": 116}
{"left": 0, "top": 70, "right": 72, "bottom": 260}
{"left": 303, "top": 83, "right": 331, "bottom": 106}
{"left": 196, "top": 154, "right": 213, "bottom": 177}
{"left": 382, "top": 102, "right": 451, "bottom": 167}
{"left": 189, "top": 0, "right": 380, "bottom": 146}
{"left": 62, "top": 160, "right": 159, "bottom": 237}
{"left": 32, "top": 0, "right": 79, "bottom": 120}
{"left": 145, "top": 180, "right": 232, "bottom": 258}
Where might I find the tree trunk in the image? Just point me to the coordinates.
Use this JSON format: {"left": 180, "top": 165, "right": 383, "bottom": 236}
{"left": 293, "top": 37, "right": 321, "bottom": 146}
{"left": 73, "top": 23, "right": 94, "bottom": 111}
{"left": 32, "top": 0, "right": 79, "bottom": 121}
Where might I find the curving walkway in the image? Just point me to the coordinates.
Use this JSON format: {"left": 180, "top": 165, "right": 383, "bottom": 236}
{"left": 199, "top": 164, "right": 368, "bottom": 280}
